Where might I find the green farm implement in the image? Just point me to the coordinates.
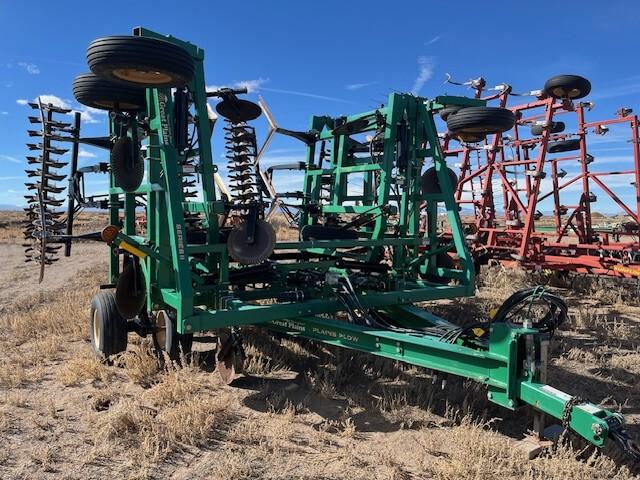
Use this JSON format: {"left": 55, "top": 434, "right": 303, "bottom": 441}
{"left": 22, "top": 27, "right": 639, "bottom": 460}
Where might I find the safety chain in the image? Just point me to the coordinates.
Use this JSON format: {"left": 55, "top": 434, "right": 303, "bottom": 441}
{"left": 561, "top": 395, "right": 584, "bottom": 431}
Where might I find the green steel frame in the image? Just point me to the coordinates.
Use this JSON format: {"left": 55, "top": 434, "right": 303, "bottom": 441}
{"left": 100, "top": 27, "right": 635, "bottom": 455}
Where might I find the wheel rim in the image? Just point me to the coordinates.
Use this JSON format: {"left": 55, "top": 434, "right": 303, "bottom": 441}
{"left": 112, "top": 68, "right": 173, "bottom": 85}
{"left": 155, "top": 310, "right": 167, "bottom": 350}
{"left": 92, "top": 310, "right": 101, "bottom": 348}
{"left": 552, "top": 86, "right": 581, "bottom": 99}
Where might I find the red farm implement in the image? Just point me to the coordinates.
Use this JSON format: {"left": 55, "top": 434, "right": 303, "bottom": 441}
{"left": 438, "top": 74, "right": 640, "bottom": 279}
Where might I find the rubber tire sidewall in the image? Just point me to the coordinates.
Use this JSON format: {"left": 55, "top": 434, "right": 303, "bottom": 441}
{"left": 531, "top": 121, "right": 565, "bottom": 136}
{"left": 88, "top": 36, "right": 195, "bottom": 88}
{"left": 439, "top": 105, "right": 464, "bottom": 121}
{"left": 548, "top": 138, "right": 581, "bottom": 153}
{"left": 421, "top": 166, "right": 459, "bottom": 195}
{"left": 163, "top": 312, "right": 193, "bottom": 361}
{"left": 89, "top": 291, "right": 128, "bottom": 360}
{"left": 115, "top": 259, "right": 146, "bottom": 319}
{"left": 446, "top": 107, "right": 515, "bottom": 135}
{"left": 112, "top": 136, "right": 144, "bottom": 192}
{"left": 543, "top": 75, "right": 591, "bottom": 100}
{"left": 73, "top": 72, "right": 146, "bottom": 112}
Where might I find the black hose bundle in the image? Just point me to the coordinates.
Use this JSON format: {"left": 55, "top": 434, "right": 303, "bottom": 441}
{"left": 335, "top": 279, "right": 567, "bottom": 345}
{"left": 492, "top": 286, "right": 568, "bottom": 336}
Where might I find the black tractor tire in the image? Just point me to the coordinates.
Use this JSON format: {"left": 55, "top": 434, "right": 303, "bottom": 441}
{"left": 72, "top": 72, "right": 146, "bottom": 112}
{"left": 421, "top": 166, "right": 458, "bottom": 195}
{"left": 547, "top": 138, "right": 581, "bottom": 153}
{"left": 112, "top": 136, "right": 144, "bottom": 192}
{"left": 446, "top": 107, "right": 515, "bottom": 136}
{"left": 530, "top": 121, "right": 565, "bottom": 136}
{"left": 87, "top": 36, "right": 195, "bottom": 88}
{"left": 543, "top": 75, "right": 591, "bottom": 100}
{"left": 115, "top": 259, "right": 146, "bottom": 319}
{"left": 439, "top": 105, "right": 464, "bottom": 121}
{"left": 89, "top": 291, "right": 128, "bottom": 360}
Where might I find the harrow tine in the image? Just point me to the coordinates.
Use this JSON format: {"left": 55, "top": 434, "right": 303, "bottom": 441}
{"left": 48, "top": 160, "right": 68, "bottom": 169}
{"left": 26, "top": 143, "right": 69, "bottom": 155}
{"left": 27, "top": 255, "right": 59, "bottom": 266}
{"left": 24, "top": 245, "right": 62, "bottom": 254}
{"left": 48, "top": 133, "right": 74, "bottom": 142}
{"left": 24, "top": 195, "right": 64, "bottom": 207}
{"left": 48, "top": 146, "right": 70, "bottom": 155}
{"left": 44, "top": 172, "right": 67, "bottom": 181}
{"left": 25, "top": 182, "right": 65, "bottom": 194}
{"left": 47, "top": 120, "right": 72, "bottom": 129}
{"left": 40, "top": 104, "right": 72, "bottom": 114}
{"left": 25, "top": 156, "right": 68, "bottom": 168}
{"left": 24, "top": 169, "right": 67, "bottom": 182}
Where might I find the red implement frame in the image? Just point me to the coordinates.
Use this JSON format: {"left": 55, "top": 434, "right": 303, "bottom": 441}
{"left": 441, "top": 77, "right": 640, "bottom": 278}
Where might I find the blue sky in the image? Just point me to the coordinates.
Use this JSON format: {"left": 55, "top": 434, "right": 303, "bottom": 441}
{"left": 1, "top": 0, "right": 640, "bottom": 213}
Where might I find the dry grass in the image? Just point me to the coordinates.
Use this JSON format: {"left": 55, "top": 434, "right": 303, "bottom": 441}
{"left": 0, "top": 210, "right": 638, "bottom": 479}
{"left": 0, "top": 211, "right": 108, "bottom": 244}
{"left": 91, "top": 389, "right": 236, "bottom": 463}
{"left": 117, "top": 341, "right": 161, "bottom": 385}
{"left": 56, "top": 353, "right": 114, "bottom": 386}
{"left": 269, "top": 214, "right": 299, "bottom": 241}
{"left": 1, "top": 267, "right": 103, "bottom": 343}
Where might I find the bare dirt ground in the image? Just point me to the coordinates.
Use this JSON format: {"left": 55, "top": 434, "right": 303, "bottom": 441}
{"left": 1, "top": 211, "right": 639, "bottom": 479}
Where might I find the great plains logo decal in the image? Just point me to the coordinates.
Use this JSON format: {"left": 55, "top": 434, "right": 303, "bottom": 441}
{"left": 158, "top": 92, "right": 172, "bottom": 144}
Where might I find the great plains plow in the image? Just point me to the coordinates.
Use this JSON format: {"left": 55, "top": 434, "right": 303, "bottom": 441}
{"left": 22, "top": 27, "right": 640, "bottom": 461}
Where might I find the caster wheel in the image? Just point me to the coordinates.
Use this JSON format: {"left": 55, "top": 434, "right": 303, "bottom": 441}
{"left": 153, "top": 310, "right": 193, "bottom": 362}
{"left": 89, "top": 291, "right": 128, "bottom": 360}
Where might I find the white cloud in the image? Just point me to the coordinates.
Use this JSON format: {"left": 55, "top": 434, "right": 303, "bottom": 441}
{"left": 425, "top": 35, "right": 441, "bottom": 46}
{"left": 590, "top": 75, "right": 640, "bottom": 100}
{"left": 83, "top": 177, "right": 109, "bottom": 186}
{"left": 16, "top": 94, "right": 106, "bottom": 124}
{"left": 38, "top": 94, "right": 71, "bottom": 109}
{"left": 78, "top": 148, "right": 97, "bottom": 158}
{"left": 261, "top": 87, "right": 353, "bottom": 103}
{"left": 207, "top": 78, "right": 353, "bottom": 103}
{"left": 18, "top": 62, "right": 40, "bottom": 75}
{"left": 266, "top": 148, "right": 306, "bottom": 155}
{"left": 411, "top": 56, "right": 434, "bottom": 96}
{"left": 345, "top": 81, "right": 378, "bottom": 91}
{"left": 235, "top": 77, "right": 269, "bottom": 93}
{"left": 0, "top": 154, "right": 20, "bottom": 164}
{"left": 75, "top": 105, "right": 107, "bottom": 124}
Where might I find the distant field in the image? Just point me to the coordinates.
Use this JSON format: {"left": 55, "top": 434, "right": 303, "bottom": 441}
{"left": 1, "top": 210, "right": 639, "bottom": 479}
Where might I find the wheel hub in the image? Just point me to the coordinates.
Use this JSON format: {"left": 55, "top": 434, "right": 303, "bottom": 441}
{"left": 92, "top": 310, "right": 101, "bottom": 347}
{"left": 112, "top": 68, "right": 173, "bottom": 85}
{"left": 155, "top": 310, "right": 168, "bottom": 350}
